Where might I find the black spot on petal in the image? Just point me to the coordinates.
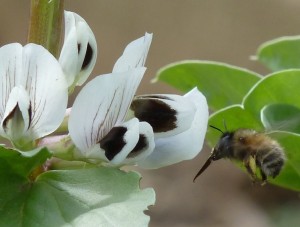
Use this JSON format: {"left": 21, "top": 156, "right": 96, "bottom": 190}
{"left": 127, "top": 134, "right": 147, "bottom": 158}
{"left": 82, "top": 43, "right": 93, "bottom": 70}
{"left": 99, "top": 127, "right": 127, "bottom": 161}
{"left": 77, "top": 43, "right": 81, "bottom": 54}
{"left": 131, "top": 99, "right": 177, "bottom": 133}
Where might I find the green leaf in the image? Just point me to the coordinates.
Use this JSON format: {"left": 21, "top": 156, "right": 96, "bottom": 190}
{"left": 207, "top": 105, "right": 263, "bottom": 147}
{"left": 244, "top": 69, "right": 300, "bottom": 121}
{"left": 0, "top": 146, "right": 51, "bottom": 177}
{"left": 155, "top": 60, "right": 261, "bottom": 111}
{"left": 256, "top": 36, "right": 300, "bottom": 71}
{"left": 0, "top": 146, "right": 51, "bottom": 226}
{"left": 261, "top": 103, "right": 300, "bottom": 134}
{"left": 0, "top": 160, "right": 155, "bottom": 227}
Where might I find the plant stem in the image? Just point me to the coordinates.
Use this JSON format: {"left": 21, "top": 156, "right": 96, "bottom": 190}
{"left": 27, "top": 0, "right": 64, "bottom": 58}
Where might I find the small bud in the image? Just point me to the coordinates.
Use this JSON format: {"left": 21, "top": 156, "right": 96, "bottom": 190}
{"left": 59, "top": 11, "right": 97, "bottom": 91}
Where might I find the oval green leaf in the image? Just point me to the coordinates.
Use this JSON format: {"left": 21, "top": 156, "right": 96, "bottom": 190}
{"left": 0, "top": 147, "right": 155, "bottom": 227}
{"left": 256, "top": 36, "right": 300, "bottom": 71}
{"left": 155, "top": 60, "right": 261, "bottom": 111}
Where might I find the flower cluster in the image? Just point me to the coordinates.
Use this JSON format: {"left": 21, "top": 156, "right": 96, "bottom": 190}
{"left": 0, "top": 11, "right": 208, "bottom": 169}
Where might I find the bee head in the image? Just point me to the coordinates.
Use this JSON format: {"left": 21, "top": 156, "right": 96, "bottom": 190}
{"left": 210, "top": 125, "right": 233, "bottom": 160}
{"left": 193, "top": 124, "right": 232, "bottom": 182}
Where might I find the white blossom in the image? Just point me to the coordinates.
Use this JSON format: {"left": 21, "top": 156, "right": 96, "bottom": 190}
{"left": 0, "top": 43, "right": 68, "bottom": 148}
{"left": 69, "top": 33, "right": 154, "bottom": 165}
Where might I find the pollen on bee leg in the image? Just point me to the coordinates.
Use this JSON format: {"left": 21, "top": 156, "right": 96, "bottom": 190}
{"left": 249, "top": 155, "right": 257, "bottom": 175}
{"left": 244, "top": 155, "right": 257, "bottom": 182}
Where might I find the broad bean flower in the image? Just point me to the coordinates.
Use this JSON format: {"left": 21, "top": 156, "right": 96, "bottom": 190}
{"left": 0, "top": 43, "right": 68, "bottom": 149}
{"left": 68, "top": 33, "right": 155, "bottom": 165}
{"left": 37, "top": 11, "right": 209, "bottom": 169}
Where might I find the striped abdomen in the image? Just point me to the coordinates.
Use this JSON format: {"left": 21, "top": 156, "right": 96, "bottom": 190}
{"left": 258, "top": 145, "right": 285, "bottom": 178}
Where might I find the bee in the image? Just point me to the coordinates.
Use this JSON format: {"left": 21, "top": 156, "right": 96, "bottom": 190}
{"left": 193, "top": 126, "right": 286, "bottom": 184}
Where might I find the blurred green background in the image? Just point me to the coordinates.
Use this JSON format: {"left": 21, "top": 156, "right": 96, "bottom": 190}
{"left": 1, "top": 1, "right": 300, "bottom": 226}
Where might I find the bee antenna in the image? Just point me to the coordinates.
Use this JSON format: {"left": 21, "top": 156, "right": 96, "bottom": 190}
{"left": 209, "top": 125, "right": 224, "bottom": 134}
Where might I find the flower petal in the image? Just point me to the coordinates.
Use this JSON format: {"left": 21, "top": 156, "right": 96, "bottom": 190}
{"left": 137, "top": 88, "right": 209, "bottom": 169}
{"left": 1, "top": 86, "right": 31, "bottom": 142}
{"left": 0, "top": 43, "right": 23, "bottom": 121}
{"left": 59, "top": 11, "right": 97, "bottom": 88}
{"left": 78, "top": 118, "right": 140, "bottom": 163}
{"left": 87, "top": 119, "right": 154, "bottom": 165}
{"left": 113, "top": 33, "right": 152, "bottom": 72}
{"left": 23, "top": 44, "right": 68, "bottom": 139}
{"left": 69, "top": 68, "right": 145, "bottom": 152}
{"left": 99, "top": 118, "right": 140, "bottom": 164}
{"left": 129, "top": 94, "right": 196, "bottom": 138}
{"left": 122, "top": 121, "right": 155, "bottom": 165}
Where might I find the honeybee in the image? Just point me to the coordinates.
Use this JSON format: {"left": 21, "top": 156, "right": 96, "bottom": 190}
{"left": 193, "top": 126, "right": 286, "bottom": 184}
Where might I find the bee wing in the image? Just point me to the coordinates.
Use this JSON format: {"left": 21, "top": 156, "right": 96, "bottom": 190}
{"left": 193, "top": 156, "right": 213, "bottom": 182}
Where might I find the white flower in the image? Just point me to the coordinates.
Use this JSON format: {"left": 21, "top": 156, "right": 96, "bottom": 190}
{"left": 130, "top": 88, "right": 209, "bottom": 169}
{"left": 59, "top": 11, "right": 97, "bottom": 91}
{"left": 64, "top": 11, "right": 209, "bottom": 168}
{"left": 0, "top": 43, "right": 68, "bottom": 148}
{"left": 69, "top": 33, "right": 154, "bottom": 165}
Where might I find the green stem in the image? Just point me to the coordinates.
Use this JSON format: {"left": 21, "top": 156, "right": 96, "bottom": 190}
{"left": 27, "top": 0, "right": 64, "bottom": 58}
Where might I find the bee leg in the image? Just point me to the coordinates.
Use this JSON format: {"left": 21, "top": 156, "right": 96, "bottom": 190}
{"left": 244, "top": 155, "right": 257, "bottom": 183}
{"left": 260, "top": 169, "right": 268, "bottom": 186}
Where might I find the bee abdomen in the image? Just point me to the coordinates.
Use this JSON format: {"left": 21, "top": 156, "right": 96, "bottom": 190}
{"left": 260, "top": 148, "right": 285, "bottom": 178}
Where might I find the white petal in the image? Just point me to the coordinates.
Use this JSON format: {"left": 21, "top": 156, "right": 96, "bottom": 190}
{"left": 0, "top": 86, "right": 31, "bottom": 141}
{"left": 0, "top": 43, "right": 23, "bottom": 121}
{"left": 83, "top": 120, "right": 155, "bottom": 166}
{"left": 122, "top": 121, "right": 155, "bottom": 165}
{"left": 113, "top": 33, "right": 152, "bottom": 72}
{"left": 84, "top": 118, "right": 140, "bottom": 164}
{"left": 0, "top": 43, "right": 68, "bottom": 140}
{"left": 137, "top": 88, "right": 209, "bottom": 169}
{"left": 130, "top": 94, "right": 196, "bottom": 138}
{"left": 103, "top": 118, "right": 140, "bottom": 165}
{"left": 23, "top": 44, "right": 68, "bottom": 139}
{"left": 59, "top": 11, "right": 97, "bottom": 88}
{"left": 69, "top": 68, "right": 145, "bottom": 152}
{"left": 115, "top": 67, "right": 146, "bottom": 125}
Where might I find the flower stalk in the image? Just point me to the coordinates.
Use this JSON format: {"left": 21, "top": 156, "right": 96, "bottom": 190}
{"left": 27, "top": 0, "right": 64, "bottom": 58}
